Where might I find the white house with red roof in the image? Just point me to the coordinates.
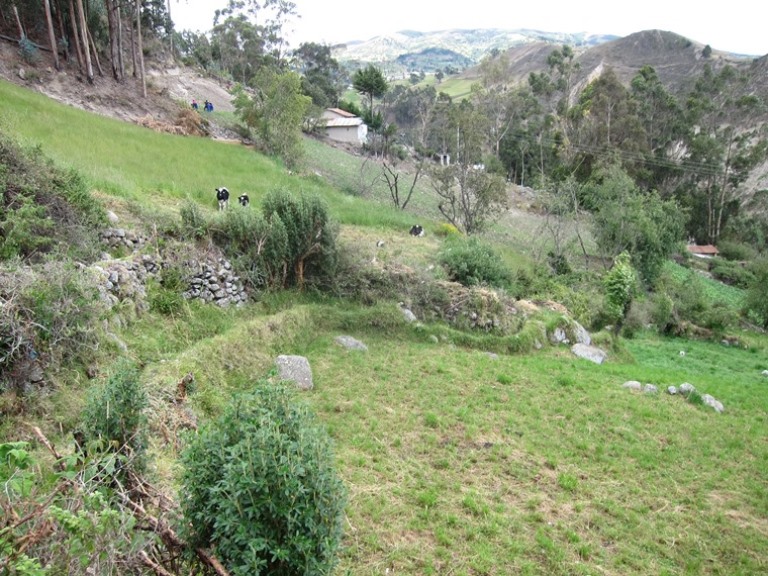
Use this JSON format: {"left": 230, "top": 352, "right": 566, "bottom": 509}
{"left": 321, "top": 108, "right": 368, "bottom": 146}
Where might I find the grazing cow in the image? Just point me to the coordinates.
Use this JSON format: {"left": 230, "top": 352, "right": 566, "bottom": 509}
{"left": 216, "top": 187, "right": 230, "bottom": 211}
{"left": 238, "top": 194, "right": 250, "bottom": 207}
{"left": 409, "top": 224, "right": 425, "bottom": 237}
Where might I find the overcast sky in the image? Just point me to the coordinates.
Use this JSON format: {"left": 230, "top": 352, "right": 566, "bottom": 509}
{"left": 169, "top": 0, "right": 767, "bottom": 57}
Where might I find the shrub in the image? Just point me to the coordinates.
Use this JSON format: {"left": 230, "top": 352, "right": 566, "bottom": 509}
{"left": 179, "top": 199, "right": 208, "bottom": 240}
{"left": 260, "top": 188, "right": 338, "bottom": 289}
{"left": 717, "top": 240, "right": 757, "bottom": 262}
{"left": 18, "top": 37, "right": 39, "bottom": 64}
{"left": 622, "top": 299, "right": 652, "bottom": 338}
{"left": 603, "top": 252, "right": 637, "bottom": 336}
{"left": 710, "top": 259, "right": 754, "bottom": 288}
{"left": 438, "top": 236, "right": 512, "bottom": 288}
{"left": 0, "top": 133, "right": 104, "bottom": 263}
{"left": 1, "top": 262, "right": 105, "bottom": 396}
{"left": 547, "top": 250, "right": 572, "bottom": 276}
{"left": 433, "top": 222, "right": 461, "bottom": 238}
{"left": 0, "top": 195, "right": 55, "bottom": 260}
{"left": 80, "top": 358, "right": 147, "bottom": 476}
{"left": 651, "top": 291, "right": 675, "bottom": 334}
{"left": 180, "top": 383, "right": 346, "bottom": 576}
{"left": 744, "top": 258, "right": 768, "bottom": 328}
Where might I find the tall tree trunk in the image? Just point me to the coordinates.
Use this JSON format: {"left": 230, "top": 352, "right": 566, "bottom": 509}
{"left": 87, "top": 25, "right": 103, "bottom": 76}
{"left": 75, "top": 0, "right": 93, "bottom": 82}
{"left": 166, "top": 0, "right": 173, "bottom": 58}
{"left": 117, "top": 4, "right": 124, "bottom": 77}
{"left": 68, "top": 0, "right": 84, "bottom": 71}
{"left": 12, "top": 4, "right": 24, "bottom": 40}
{"left": 136, "top": 0, "right": 146, "bottom": 98}
{"left": 129, "top": 3, "right": 136, "bottom": 77}
{"left": 43, "top": 0, "right": 60, "bottom": 70}
{"left": 54, "top": 0, "right": 69, "bottom": 60}
{"left": 103, "top": 0, "right": 120, "bottom": 80}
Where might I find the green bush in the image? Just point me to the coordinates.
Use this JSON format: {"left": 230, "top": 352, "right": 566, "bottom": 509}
{"left": 0, "top": 133, "right": 104, "bottom": 263}
{"left": 547, "top": 251, "right": 572, "bottom": 276}
{"left": 80, "top": 358, "right": 147, "bottom": 475}
{"left": 148, "top": 266, "right": 187, "bottom": 315}
{"left": 438, "top": 237, "right": 512, "bottom": 288}
{"left": 212, "top": 189, "right": 338, "bottom": 291}
{"left": 744, "top": 258, "right": 768, "bottom": 328}
{"left": 603, "top": 252, "right": 637, "bottom": 336}
{"left": 710, "top": 259, "right": 754, "bottom": 288}
{"left": 0, "top": 195, "right": 54, "bottom": 260}
{"left": 179, "top": 199, "right": 208, "bottom": 240}
{"left": 651, "top": 291, "right": 675, "bottom": 334}
{"left": 180, "top": 383, "right": 346, "bottom": 576}
{"left": 1, "top": 261, "right": 105, "bottom": 395}
{"left": 716, "top": 240, "right": 757, "bottom": 262}
{"left": 261, "top": 188, "right": 338, "bottom": 289}
{"left": 433, "top": 222, "right": 461, "bottom": 238}
{"left": 18, "top": 37, "right": 39, "bottom": 64}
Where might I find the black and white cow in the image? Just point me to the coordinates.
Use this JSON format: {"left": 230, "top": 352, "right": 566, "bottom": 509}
{"left": 238, "top": 194, "right": 250, "bottom": 207}
{"left": 216, "top": 187, "right": 230, "bottom": 211}
{"left": 409, "top": 224, "right": 425, "bottom": 237}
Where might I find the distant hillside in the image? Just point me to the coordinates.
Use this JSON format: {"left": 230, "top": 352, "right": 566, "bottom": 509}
{"left": 395, "top": 48, "right": 473, "bottom": 72}
{"left": 332, "top": 28, "right": 617, "bottom": 76}
{"left": 463, "top": 30, "right": 768, "bottom": 95}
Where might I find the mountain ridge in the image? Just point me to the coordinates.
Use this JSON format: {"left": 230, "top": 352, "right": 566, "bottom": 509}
{"left": 331, "top": 27, "right": 759, "bottom": 75}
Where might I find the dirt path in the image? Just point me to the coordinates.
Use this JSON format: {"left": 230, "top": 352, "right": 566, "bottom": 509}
{"left": 0, "top": 39, "right": 235, "bottom": 128}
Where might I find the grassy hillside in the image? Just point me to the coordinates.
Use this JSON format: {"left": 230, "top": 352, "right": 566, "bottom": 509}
{"left": 1, "top": 78, "right": 767, "bottom": 576}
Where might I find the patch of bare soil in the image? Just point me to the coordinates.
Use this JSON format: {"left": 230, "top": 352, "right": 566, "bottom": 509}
{"left": 0, "top": 38, "right": 236, "bottom": 135}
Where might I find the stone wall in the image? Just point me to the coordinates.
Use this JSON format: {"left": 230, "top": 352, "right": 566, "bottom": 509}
{"left": 182, "top": 258, "right": 247, "bottom": 307}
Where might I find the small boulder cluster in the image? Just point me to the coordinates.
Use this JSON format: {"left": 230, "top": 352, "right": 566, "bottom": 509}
{"left": 99, "top": 228, "right": 148, "bottom": 252}
{"left": 621, "top": 380, "right": 725, "bottom": 413}
{"left": 182, "top": 258, "right": 247, "bottom": 307}
{"left": 667, "top": 382, "right": 725, "bottom": 413}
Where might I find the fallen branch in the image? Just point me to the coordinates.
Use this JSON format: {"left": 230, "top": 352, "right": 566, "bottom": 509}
{"left": 0, "top": 33, "right": 53, "bottom": 52}
{"left": 139, "top": 550, "right": 175, "bottom": 576}
{"left": 123, "top": 497, "right": 231, "bottom": 576}
{"left": 29, "top": 425, "right": 64, "bottom": 467}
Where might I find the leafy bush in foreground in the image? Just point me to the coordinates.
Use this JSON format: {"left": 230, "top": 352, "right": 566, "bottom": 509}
{"left": 180, "top": 383, "right": 346, "bottom": 576}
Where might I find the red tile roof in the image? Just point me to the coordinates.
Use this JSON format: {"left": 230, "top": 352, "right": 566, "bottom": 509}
{"left": 687, "top": 244, "right": 719, "bottom": 255}
{"left": 326, "top": 108, "right": 356, "bottom": 118}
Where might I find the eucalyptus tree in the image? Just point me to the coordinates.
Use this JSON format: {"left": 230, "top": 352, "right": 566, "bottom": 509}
{"left": 678, "top": 63, "right": 768, "bottom": 244}
{"left": 210, "top": 0, "right": 297, "bottom": 80}
{"left": 569, "top": 67, "right": 648, "bottom": 180}
{"left": 629, "top": 65, "right": 686, "bottom": 191}
{"left": 292, "top": 42, "right": 345, "bottom": 109}
{"left": 528, "top": 44, "right": 580, "bottom": 162}
{"left": 234, "top": 67, "right": 311, "bottom": 168}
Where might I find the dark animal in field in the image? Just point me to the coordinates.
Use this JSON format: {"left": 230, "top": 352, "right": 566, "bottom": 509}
{"left": 216, "top": 187, "right": 230, "bottom": 211}
{"left": 238, "top": 194, "right": 250, "bottom": 207}
{"left": 409, "top": 225, "right": 425, "bottom": 237}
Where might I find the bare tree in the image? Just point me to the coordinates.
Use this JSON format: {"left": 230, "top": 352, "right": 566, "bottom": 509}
{"left": 381, "top": 160, "right": 422, "bottom": 210}
{"left": 430, "top": 164, "right": 508, "bottom": 234}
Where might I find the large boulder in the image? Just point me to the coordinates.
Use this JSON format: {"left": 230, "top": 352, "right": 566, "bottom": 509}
{"left": 571, "top": 343, "right": 607, "bottom": 364}
{"left": 275, "top": 355, "right": 313, "bottom": 391}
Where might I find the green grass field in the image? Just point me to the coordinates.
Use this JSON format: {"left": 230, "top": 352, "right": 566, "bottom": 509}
{"left": 2, "top": 77, "right": 767, "bottom": 576}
